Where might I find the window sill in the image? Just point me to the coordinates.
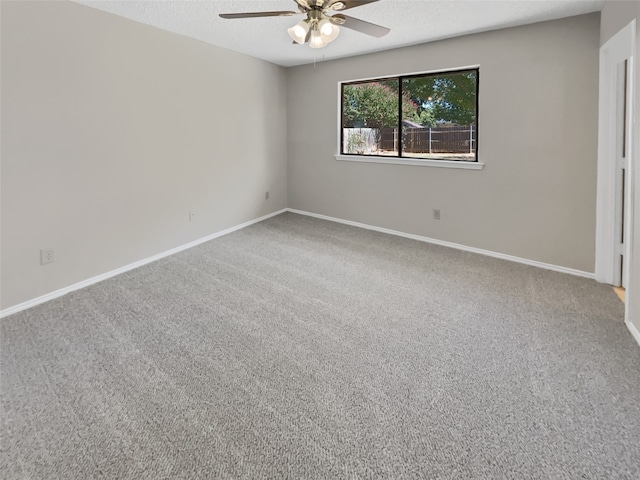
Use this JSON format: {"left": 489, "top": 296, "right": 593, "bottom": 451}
{"left": 335, "top": 155, "right": 484, "bottom": 170}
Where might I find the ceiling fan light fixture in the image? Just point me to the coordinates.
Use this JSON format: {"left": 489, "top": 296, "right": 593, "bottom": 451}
{"left": 318, "top": 18, "right": 340, "bottom": 43}
{"left": 220, "top": 0, "right": 390, "bottom": 50}
{"left": 287, "top": 19, "right": 310, "bottom": 44}
{"left": 309, "top": 29, "right": 326, "bottom": 48}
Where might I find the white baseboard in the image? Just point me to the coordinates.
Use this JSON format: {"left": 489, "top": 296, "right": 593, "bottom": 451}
{"left": 626, "top": 321, "right": 640, "bottom": 348}
{"left": 0, "top": 209, "right": 288, "bottom": 319}
{"left": 0, "top": 207, "right": 599, "bottom": 319}
{"left": 286, "top": 208, "right": 596, "bottom": 280}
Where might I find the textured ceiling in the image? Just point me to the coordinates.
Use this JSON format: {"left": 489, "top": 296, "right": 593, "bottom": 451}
{"left": 75, "top": 0, "right": 606, "bottom": 67}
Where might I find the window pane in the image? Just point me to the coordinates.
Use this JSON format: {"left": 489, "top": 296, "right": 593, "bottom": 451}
{"left": 402, "top": 70, "right": 477, "bottom": 161}
{"left": 342, "top": 79, "right": 399, "bottom": 156}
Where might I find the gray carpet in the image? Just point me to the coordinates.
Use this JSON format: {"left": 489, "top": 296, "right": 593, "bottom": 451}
{"left": 2, "top": 212, "right": 640, "bottom": 479}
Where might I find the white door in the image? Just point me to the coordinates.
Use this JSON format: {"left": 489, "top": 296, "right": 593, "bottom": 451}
{"left": 596, "top": 21, "right": 635, "bottom": 288}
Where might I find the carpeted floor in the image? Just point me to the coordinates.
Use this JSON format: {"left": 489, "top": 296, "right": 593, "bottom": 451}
{"left": 2, "top": 212, "right": 639, "bottom": 479}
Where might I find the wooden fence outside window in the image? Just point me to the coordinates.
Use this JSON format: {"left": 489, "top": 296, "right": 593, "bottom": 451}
{"left": 379, "top": 125, "right": 476, "bottom": 154}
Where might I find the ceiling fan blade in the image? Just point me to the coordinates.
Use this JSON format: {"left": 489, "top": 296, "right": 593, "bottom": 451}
{"left": 330, "top": 0, "right": 381, "bottom": 11}
{"left": 219, "top": 11, "right": 298, "bottom": 19}
{"left": 293, "top": 0, "right": 311, "bottom": 11}
{"left": 330, "top": 14, "right": 390, "bottom": 38}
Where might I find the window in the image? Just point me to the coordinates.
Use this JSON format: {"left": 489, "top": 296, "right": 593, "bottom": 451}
{"left": 340, "top": 68, "right": 478, "bottom": 163}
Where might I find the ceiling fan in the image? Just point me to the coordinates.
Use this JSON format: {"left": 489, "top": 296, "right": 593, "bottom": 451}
{"left": 219, "top": 0, "right": 390, "bottom": 49}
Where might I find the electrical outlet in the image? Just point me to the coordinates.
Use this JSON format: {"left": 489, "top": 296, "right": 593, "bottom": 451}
{"left": 433, "top": 209, "right": 441, "bottom": 220}
{"left": 40, "top": 248, "right": 55, "bottom": 265}
{"left": 189, "top": 210, "right": 195, "bottom": 222}
{"left": 265, "top": 191, "right": 270, "bottom": 200}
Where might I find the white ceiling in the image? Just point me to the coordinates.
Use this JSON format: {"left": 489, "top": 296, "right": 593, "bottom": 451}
{"left": 75, "top": 0, "right": 606, "bottom": 67}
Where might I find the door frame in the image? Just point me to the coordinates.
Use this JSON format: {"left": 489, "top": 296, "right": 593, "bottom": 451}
{"left": 596, "top": 20, "right": 635, "bottom": 293}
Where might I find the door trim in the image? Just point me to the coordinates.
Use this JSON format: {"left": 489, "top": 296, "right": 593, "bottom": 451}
{"left": 596, "top": 20, "right": 635, "bottom": 287}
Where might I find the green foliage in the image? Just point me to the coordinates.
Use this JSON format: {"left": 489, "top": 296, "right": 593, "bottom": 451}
{"left": 404, "top": 71, "right": 477, "bottom": 126}
{"left": 342, "top": 71, "right": 476, "bottom": 131}
{"left": 342, "top": 80, "right": 421, "bottom": 129}
{"left": 415, "top": 109, "right": 436, "bottom": 127}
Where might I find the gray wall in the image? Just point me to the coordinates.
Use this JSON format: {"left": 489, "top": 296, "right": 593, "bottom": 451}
{"left": 600, "top": 0, "right": 639, "bottom": 44}
{"left": 600, "top": 0, "right": 640, "bottom": 339}
{"left": 287, "top": 13, "right": 600, "bottom": 273}
{"left": 0, "top": 1, "right": 288, "bottom": 310}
